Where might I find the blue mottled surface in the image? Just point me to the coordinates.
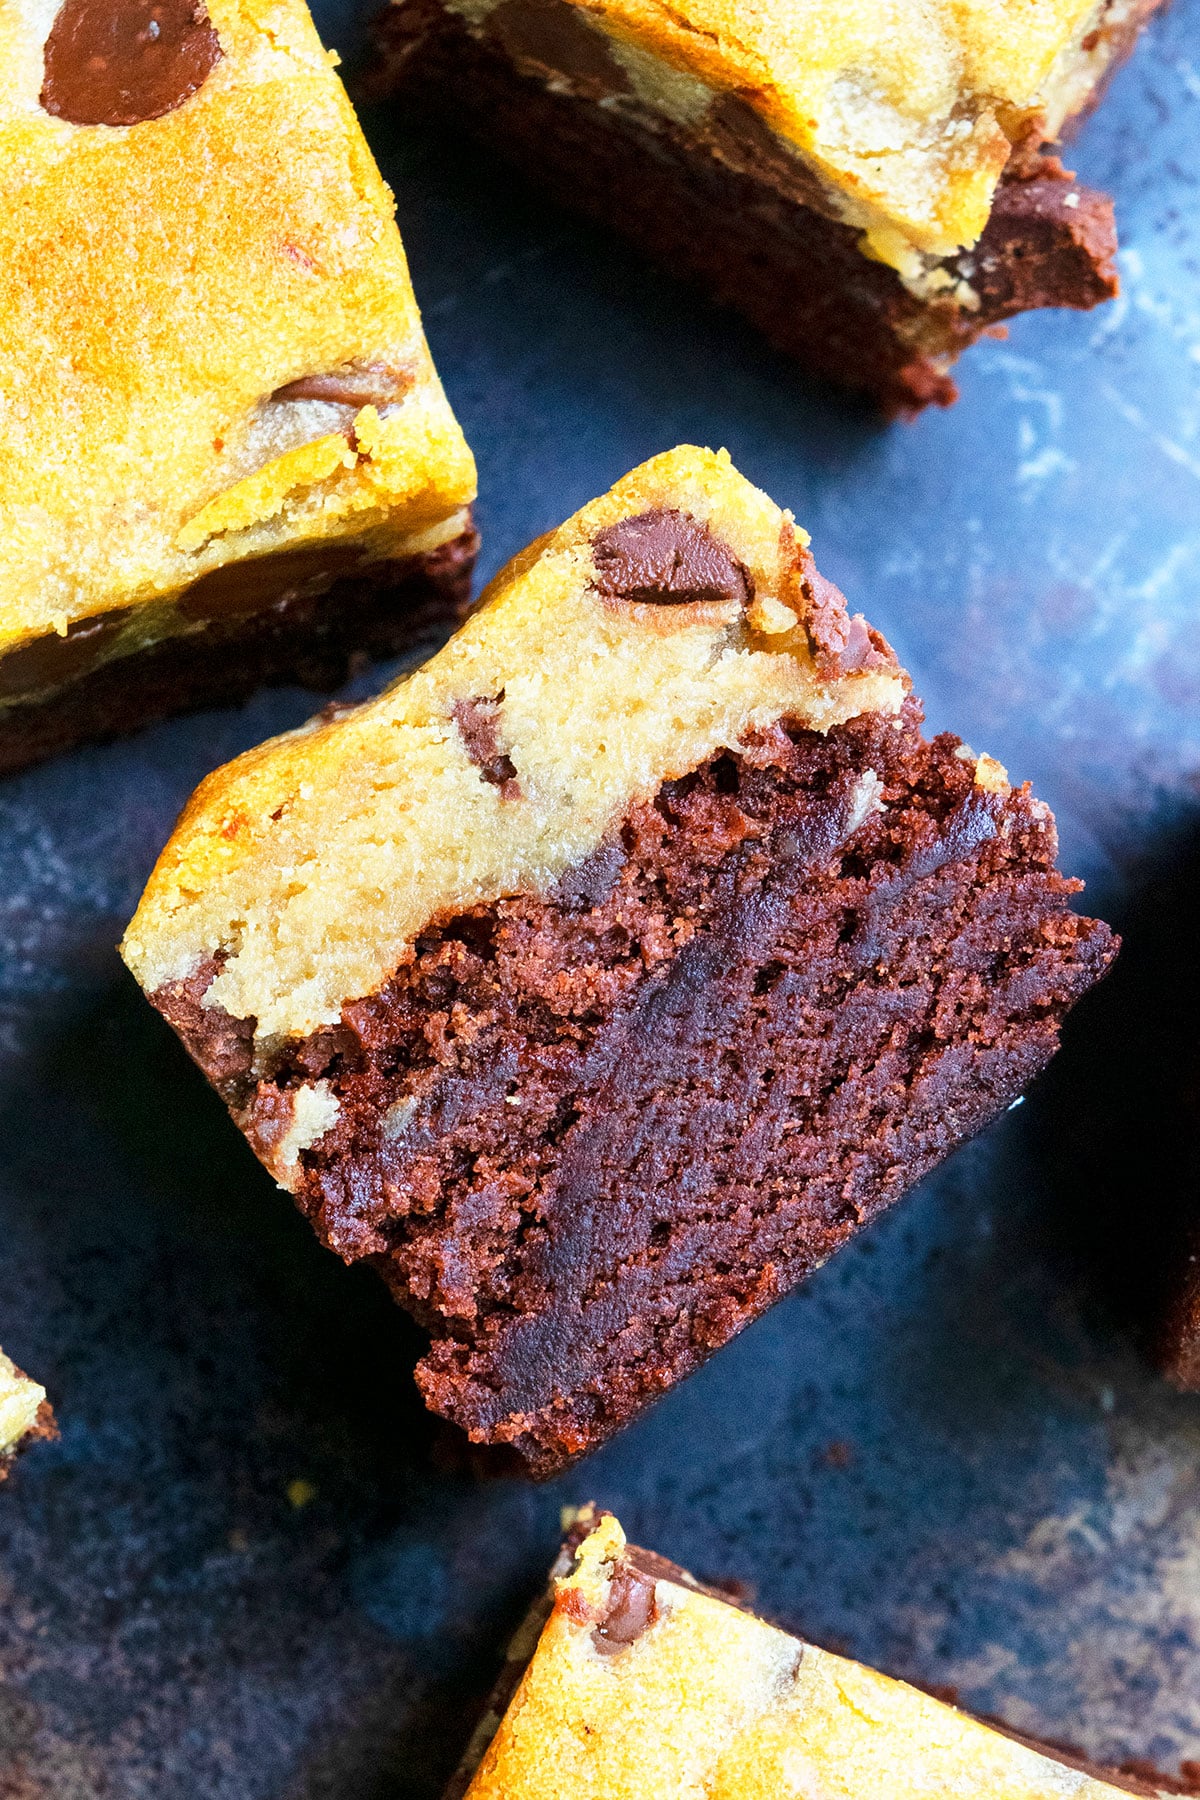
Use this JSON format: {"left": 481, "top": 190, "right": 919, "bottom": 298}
{"left": 2, "top": 7, "right": 1200, "bottom": 1795}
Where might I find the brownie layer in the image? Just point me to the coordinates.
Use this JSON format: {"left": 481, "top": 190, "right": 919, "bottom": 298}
{"left": 155, "top": 698, "right": 1115, "bottom": 1475}
{"left": 0, "top": 525, "right": 478, "bottom": 777}
{"left": 370, "top": 0, "right": 1121, "bottom": 412}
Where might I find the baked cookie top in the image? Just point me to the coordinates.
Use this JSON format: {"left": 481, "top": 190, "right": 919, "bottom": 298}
{"left": 502, "top": 0, "right": 1130, "bottom": 264}
{"left": 0, "top": 0, "right": 475, "bottom": 654}
{"left": 459, "top": 1509, "right": 1169, "bottom": 1799}
{"left": 122, "top": 445, "right": 917, "bottom": 1044}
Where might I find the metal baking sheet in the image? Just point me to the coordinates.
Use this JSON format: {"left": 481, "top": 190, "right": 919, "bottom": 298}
{"left": 2, "top": 7, "right": 1200, "bottom": 1793}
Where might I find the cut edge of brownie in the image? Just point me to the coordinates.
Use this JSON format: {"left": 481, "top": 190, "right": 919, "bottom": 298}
{"left": 364, "top": 0, "right": 1138, "bottom": 413}
{"left": 441, "top": 1507, "right": 1200, "bottom": 1800}
{"left": 151, "top": 694, "right": 1116, "bottom": 1477}
{"left": 0, "top": 521, "right": 479, "bottom": 778}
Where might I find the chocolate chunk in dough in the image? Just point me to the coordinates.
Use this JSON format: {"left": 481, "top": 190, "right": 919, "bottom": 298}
{"left": 795, "top": 548, "right": 892, "bottom": 680}
{"left": 452, "top": 693, "right": 519, "bottom": 795}
{"left": 592, "top": 1562, "right": 659, "bottom": 1654}
{"left": 591, "top": 509, "right": 751, "bottom": 608}
{"left": 41, "top": 0, "right": 222, "bottom": 128}
{"left": 271, "top": 362, "right": 414, "bottom": 409}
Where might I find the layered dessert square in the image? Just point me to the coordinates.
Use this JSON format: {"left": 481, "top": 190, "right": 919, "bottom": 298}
{"left": 0, "top": 0, "right": 477, "bottom": 775}
{"left": 0, "top": 1350, "right": 54, "bottom": 1479}
{"left": 446, "top": 1507, "right": 1199, "bottom": 1798}
{"left": 370, "top": 0, "right": 1163, "bottom": 411}
{"left": 122, "top": 446, "right": 1115, "bottom": 1475}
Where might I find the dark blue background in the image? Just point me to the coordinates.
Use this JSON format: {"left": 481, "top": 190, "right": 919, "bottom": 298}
{"left": 2, "top": 6, "right": 1200, "bottom": 1793}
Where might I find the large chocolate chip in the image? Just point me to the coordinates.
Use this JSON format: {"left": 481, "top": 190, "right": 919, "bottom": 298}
{"left": 41, "top": 0, "right": 222, "bottom": 128}
{"left": 591, "top": 509, "right": 751, "bottom": 608}
{"left": 271, "top": 363, "right": 414, "bottom": 410}
{"left": 592, "top": 1562, "right": 658, "bottom": 1655}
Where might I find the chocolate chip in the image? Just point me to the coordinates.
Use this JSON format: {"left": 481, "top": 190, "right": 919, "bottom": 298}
{"left": 592, "top": 1562, "right": 658, "bottom": 1654}
{"left": 41, "top": 0, "right": 222, "bottom": 128}
{"left": 271, "top": 363, "right": 414, "bottom": 410}
{"left": 452, "top": 694, "right": 519, "bottom": 797}
{"left": 794, "top": 546, "right": 892, "bottom": 679}
{"left": 591, "top": 509, "right": 751, "bottom": 608}
{"left": 553, "top": 841, "right": 626, "bottom": 911}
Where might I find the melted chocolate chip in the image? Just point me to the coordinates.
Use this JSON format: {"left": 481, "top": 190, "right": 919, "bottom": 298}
{"left": 592, "top": 1562, "right": 658, "bottom": 1654}
{"left": 452, "top": 694, "right": 519, "bottom": 796}
{"left": 271, "top": 363, "right": 414, "bottom": 410}
{"left": 794, "top": 546, "right": 892, "bottom": 679}
{"left": 41, "top": 0, "right": 222, "bottom": 127}
{"left": 553, "top": 840, "right": 626, "bottom": 911}
{"left": 591, "top": 509, "right": 751, "bottom": 608}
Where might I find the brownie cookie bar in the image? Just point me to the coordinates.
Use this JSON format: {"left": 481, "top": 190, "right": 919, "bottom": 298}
{"left": 0, "top": 0, "right": 477, "bottom": 775}
{"left": 0, "top": 1350, "right": 54, "bottom": 1479}
{"left": 122, "top": 446, "right": 1115, "bottom": 1475}
{"left": 370, "top": 0, "right": 1162, "bottom": 411}
{"left": 447, "top": 1507, "right": 1199, "bottom": 1798}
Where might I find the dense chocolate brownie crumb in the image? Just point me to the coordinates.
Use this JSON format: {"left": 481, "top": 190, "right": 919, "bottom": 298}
{"left": 164, "top": 699, "right": 1115, "bottom": 1475}
{"left": 591, "top": 508, "right": 751, "bottom": 607}
{"left": 948, "top": 155, "right": 1118, "bottom": 319}
{"left": 0, "top": 524, "right": 477, "bottom": 777}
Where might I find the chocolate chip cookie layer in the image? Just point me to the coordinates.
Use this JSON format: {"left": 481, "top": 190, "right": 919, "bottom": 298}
{"left": 447, "top": 1508, "right": 1197, "bottom": 1798}
{"left": 123, "top": 446, "right": 1116, "bottom": 1474}
{"left": 0, "top": 0, "right": 476, "bottom": 772}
